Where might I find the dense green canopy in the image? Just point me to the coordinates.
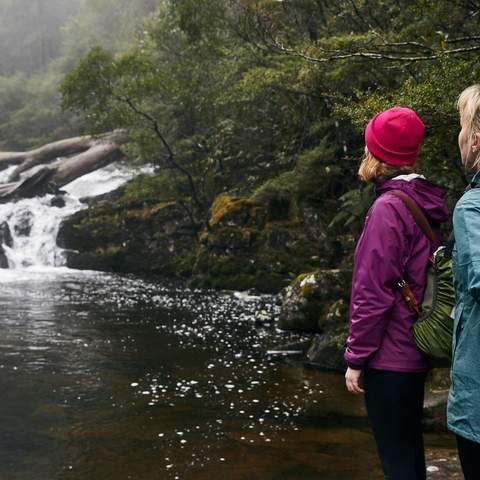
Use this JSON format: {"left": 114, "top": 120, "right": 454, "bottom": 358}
{"left": 2, "top": 0, "right": 480, "bottom": 228}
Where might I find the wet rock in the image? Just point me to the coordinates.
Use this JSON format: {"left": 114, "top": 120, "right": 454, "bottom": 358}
{"left": 56, "top": 167, "right": 353, "bottom": 295}
{"left": 61, "top": 249, "right": 116, "bottom": 272}
{"left": 266, "top": 330, "right": 347, "bottom": 372}
{"left": 0, "top": 221, "right": 13, "bottom": 269}
{"left": 13, "top": 209, "right": 33, "bottom": 236}
{"left": 0, "top": 221, "right": 13, "bottom": 248}
{"left": 57, "top": 196, "right": 198, "bottom": 276}
{"left": 425, "top": 448, "right": 462, "bottom": 479}
{"left": 277, "top": 269, "right": 351, "bottom": 332}
{"left": 51, "top": 195, "right": 66, "bottom": 208}
{"left": 271, "top": 267, "right": 352, "bottom": 370}
{"left": 254, "top": 309, "right": 274, "bottom": 325}
{"left": 304, "top": 329, "right": 348, "bottom": 371}
{"left": 266, "top": 339, "right": 312, "bottom": 362}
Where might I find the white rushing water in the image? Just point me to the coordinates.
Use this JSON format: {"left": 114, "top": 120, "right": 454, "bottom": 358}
{"left": 0, "top": 163, "right": 151, "bottom": 270}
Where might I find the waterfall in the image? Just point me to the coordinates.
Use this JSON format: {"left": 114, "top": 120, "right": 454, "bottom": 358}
{"left": 0, "top": 163, "right": 150, "bottom": 270}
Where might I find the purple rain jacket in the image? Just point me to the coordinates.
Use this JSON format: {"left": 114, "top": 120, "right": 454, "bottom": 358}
{"left": 344, "top": 174, "right": 449, "bottom": 372}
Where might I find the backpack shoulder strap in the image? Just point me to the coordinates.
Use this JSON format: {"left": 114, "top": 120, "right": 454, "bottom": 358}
{"left": 386, "top": 190, "right": 439, "bottom": 250}
{"left": 465, "top": 179, "right": 480, "bottom": 192}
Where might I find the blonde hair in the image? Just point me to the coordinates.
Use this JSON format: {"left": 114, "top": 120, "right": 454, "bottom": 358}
{"left": 358, "top": 149, "right": 415, "bottom": 183}
{"left": 457, "top": 84, "right": 480, "bottom": 169}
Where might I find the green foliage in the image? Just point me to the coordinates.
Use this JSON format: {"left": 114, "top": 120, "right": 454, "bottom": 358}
{"left": 0, "top": 0, "right": 84, "bottom": 74}
{"left": 329, "top": 184, "right": 375, "bottom": 231}
{"left": 60, "top": 0, "right": 338, "bottom": 219}
{"left": 121, "top": 172, "right": 179, "bottom": 203}
{"left": 0, "top": 66, "right": 79, "bottom": 150}
{"left": 251, "top": 139, "right": 338, "bottom": 203}
{"left": 242, "top": 0, "right": 480, "bottom": 226}
{"left": 57, "top": 0, "right": 480, "bottom": 233}
{"left": 61, "top": 47, "right": 116, "bottom": 126}
{"left": 2, "top": 0, "right": 478, "bottom": 243}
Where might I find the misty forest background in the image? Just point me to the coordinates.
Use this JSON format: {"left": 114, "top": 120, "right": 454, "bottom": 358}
{"left": 2, "top": 1, "right": 479, "bottom": 310}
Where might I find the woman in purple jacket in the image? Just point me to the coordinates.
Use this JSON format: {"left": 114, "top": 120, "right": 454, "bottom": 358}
{"left": 344, "top": 107, "right": 448, "bottom": 479}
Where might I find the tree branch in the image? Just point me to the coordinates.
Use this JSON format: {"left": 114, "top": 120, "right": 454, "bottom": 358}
{"left": 447, "top": 35, "right": 480, "bottom": 43}
{"left": 266, "top": 39, "right": 480, "bottom": 64}
{"left": 116, "top": 95, "right": 205, "bottom": 215}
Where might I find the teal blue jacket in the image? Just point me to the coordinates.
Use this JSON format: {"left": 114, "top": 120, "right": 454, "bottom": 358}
{"left": 448, "top": 171, "right": 480, "bottom": 443}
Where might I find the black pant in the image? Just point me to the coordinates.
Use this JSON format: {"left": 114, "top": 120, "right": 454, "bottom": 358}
{"left": 364, "top": 368, "right": 428, "bottom": 480}
{"left": 456, "top": 434, "right": 480, "bottom": 479}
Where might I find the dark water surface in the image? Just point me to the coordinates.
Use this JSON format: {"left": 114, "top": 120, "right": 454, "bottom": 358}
{"left": 0, "top": 269, "right": 458, "bottom": 479}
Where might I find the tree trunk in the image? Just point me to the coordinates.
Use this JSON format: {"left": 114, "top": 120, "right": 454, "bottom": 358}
{"left": 53, "top": 141, "right": 125, "bottom": 187}
{"left": 0, "top": 131, "right": 128, "bottom": 203}
{"left": 5, "top": 130, "right": 127, "bottom": 180}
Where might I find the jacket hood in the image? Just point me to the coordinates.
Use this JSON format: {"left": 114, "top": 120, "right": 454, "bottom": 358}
{"left": 376, "top": 176, "right": 449, "bottom": 224}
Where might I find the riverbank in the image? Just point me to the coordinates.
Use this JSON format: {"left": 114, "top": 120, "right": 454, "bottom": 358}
{"left": 57, "top": 159, "right": 354, "bottom": 292}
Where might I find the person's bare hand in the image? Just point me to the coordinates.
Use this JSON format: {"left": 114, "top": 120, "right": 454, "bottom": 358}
{"left": 345, "top": 367, "right": 364, "bottom": 394}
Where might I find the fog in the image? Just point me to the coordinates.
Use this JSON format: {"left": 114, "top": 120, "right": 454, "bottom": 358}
{"left": 0, "top": 0, "right": 158, "bottom": 150}
{"left": 0, "top": 0, "right": 85, "bottom": 74}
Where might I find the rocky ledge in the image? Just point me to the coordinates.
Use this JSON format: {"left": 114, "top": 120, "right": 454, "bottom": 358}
{"left": 57, "top": 180, "right": 352, "bottom": 294}
{"left": 57, "top": 187, "right": 198, "bottom": 277}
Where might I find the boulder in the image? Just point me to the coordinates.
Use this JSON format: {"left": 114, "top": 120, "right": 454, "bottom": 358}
{"left": 0, "top": 221, "right": 13, "bottom": 248}
{"left": 277, "top": 269, "right": 351, "bottom": 332}
{"left": 55, "top": 169, "right": 355, "bottom": 295}
{"left": 304, "top": 328, "right": 349, "bottom": 371}
{"left": 57, "top": 194, "right": 198, "bottom": 277}
{"left": 423, "top": 392, "right": 448, "bottom": 433}
{"left": 50, "top": 194, "right": 66, "bottom": 208}
{"left": 13, "top": 209, "right": 33, "bottom": 236}
{"left": 0, "top": 221, "right": 13, "bottom": 268}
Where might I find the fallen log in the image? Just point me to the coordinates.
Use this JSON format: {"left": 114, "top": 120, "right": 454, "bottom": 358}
{"left": 0, "top": 131, "right": 128, "bottom": 203}
{"left": 6, "top": 130, "right": 127, "bottom": 181}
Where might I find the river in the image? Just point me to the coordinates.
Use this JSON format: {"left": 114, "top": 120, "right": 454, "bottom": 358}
{"left": 0, "top": 268, "right": 461, "bottom": 480}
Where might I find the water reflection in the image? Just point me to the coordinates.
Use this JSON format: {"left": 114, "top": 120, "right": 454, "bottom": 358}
{"left": 0, "top": 269, "right": 457, "bottom": 479}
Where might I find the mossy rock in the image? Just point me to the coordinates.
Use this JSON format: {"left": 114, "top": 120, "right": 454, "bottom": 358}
{"left": 192, "top": 188, "right": 342, "bottom": 294}
{"left": 200, "top": 226, "right": 258, "bottom": 250}
{"left": 208, "top": 193, "right": 255, "bottom": 227}
{"left": 304, "top": 325, "right": 349, "bottom": 371}
{"left": 277, "top": 269, "right": 351, "bottom": 332}
{"left": 58, "top": 195, "right": 197, "bottom": 276}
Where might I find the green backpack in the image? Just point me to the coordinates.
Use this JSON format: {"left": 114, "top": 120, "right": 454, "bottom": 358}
{"left": 388, "top": 190, "right": 455, "bottom": 368}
